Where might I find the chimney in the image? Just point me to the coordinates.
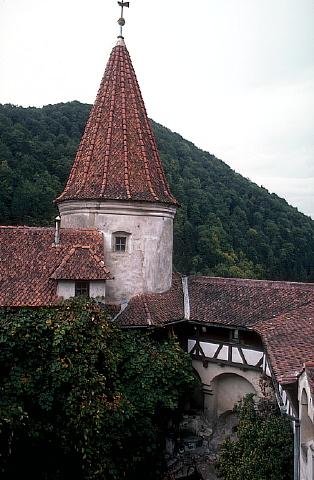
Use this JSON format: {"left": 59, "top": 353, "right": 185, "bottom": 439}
{"left": 54, "top": 215, "right": 61, "bottom": 245}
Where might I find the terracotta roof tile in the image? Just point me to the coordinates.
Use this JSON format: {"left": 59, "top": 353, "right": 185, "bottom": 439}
{"left": 117, "top": 275, "right": 314, "bottom": 330}
{"left": 56, "top": 40, "right": 177, "bottom": 206}
{"left": 254, "top": 302, "right": 314, "bottom": 383}
{"left": 51, "top": 246, "right": 111, "bottom": 280}
{"left": 0, "top": 226, "right": 110, "bottom": 306}
{"left": 188, "top": 276, "right": 314, "bottom": 328}
{"left": 116, "top": 273, "right": 184, "bottom": 327}
{"left": 118, "top": 275, "right": 314, "bottom": 387}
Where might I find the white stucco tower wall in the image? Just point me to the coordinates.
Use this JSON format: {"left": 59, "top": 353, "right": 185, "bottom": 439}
{"left": 59, "top": 200, "right": 176, "bottom": 303}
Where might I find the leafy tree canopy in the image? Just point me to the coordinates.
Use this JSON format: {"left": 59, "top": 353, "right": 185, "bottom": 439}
{"left": 217, "top": 394, "right": 293, "bottom": 480}
{"left": 0, "top": 299, "right": 196, "bottom": 480}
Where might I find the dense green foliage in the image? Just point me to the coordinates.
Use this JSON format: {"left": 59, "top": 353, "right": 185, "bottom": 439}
{"left": 0, "top": 102, "right": 85, "bottom": 225}
{"left": 217, "top": 394, "right": 293, "bottom": 480}
{"left": 0, "top": 102, "right": 313, "bottom": 281}
{"left": 0, "top": 299, "right": 196, "bottom": 480}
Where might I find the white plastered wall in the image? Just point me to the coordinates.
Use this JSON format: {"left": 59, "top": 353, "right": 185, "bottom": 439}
{"left": 192, "top": 360, "right": 265, "bottom": 421}
{"left": 57, "top": 280, "right": 106, "bottom": 300}
{"left": 298, "top": 371, "right": 314, "bottom": 480}
{"left": 58, "top": 200, "right": 176, "bottom": 303}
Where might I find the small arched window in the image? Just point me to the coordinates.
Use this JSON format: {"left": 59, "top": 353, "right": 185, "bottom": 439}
{"left": 112, "top": 231, "right": 131, "bottom": 253}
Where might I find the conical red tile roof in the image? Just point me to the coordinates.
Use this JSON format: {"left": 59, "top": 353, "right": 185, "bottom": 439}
{"left": 56, "top": 39, "right": 177, "bottom": 206}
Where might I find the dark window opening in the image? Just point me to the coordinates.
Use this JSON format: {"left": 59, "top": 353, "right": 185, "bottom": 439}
{"left": 230, "top": 329, "right": 239, "bottom": 342}
{"left": 115, "top": 236, "right": 127, "bottom": 252}
{"left": 75, "top": 281, "right": 90, "bottom": 297}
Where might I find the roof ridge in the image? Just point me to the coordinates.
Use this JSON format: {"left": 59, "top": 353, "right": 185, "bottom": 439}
{"left": 100, "top": 49, "right": 120, "bottom": 196}
{"left": 121, "top": 47, "right": 131, "bottom": 199}
{"left": 51, "top": 244, "right": 111, "bottom": 280}
{"left": 129, "top": 61, "right": 173, "bottom": 199}
{"left": 0, "top": 225, "right": 54, "bottom": 230}
{"left": 0, "top": 226, "right": 102, "bottom": 234}
{"left": 76, "top": 49, "right": 116, "bottom": 198}
{"left": 190, "top": 275, "right": 314, "bottom": 289}
{"left": 143, "top": 298, "right": 153, "bottom": 326}
{"left": 88, "top": 248, "right": 111, "bottom": 274}
{"left": 126, "top": 51, "right": 158, "bottom": 201}
{"left": 51, "top": 246, "right": 77, "bottom": 277}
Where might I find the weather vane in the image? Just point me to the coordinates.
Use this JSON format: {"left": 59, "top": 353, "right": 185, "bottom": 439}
{"left": 117, "top": 1, "right": 130, "bottom": 38}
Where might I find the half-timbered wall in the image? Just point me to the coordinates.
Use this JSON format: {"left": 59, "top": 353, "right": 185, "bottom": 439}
{"left": 177, "top": 324, "right": 271, "bottom": 421}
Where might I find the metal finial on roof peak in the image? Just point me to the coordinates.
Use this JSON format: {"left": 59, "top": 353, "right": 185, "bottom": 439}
{"left": 117, "top": 1, "right": 130, "bottom": 39}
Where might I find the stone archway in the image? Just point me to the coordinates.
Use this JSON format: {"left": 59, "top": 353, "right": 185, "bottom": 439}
{"left": 203, "top": 372, "right": 257, "bottom": 421}
{"left": 205, "top": 373, "right": 257, "bottom": 458}
{"left": 212, "top": 372, "right": 257, "bottom": 417}
{"left": 166, "top": 370, "right": 259, "bottom": 479}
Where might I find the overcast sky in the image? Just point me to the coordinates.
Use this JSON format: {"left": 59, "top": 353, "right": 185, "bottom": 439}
{"left": 1, "top": 0, "right": 313, "bottom": 218}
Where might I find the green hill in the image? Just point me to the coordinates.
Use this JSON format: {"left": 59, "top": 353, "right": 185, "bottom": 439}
{"left": 0, "top": 101, "right": 313, "bottom": 282}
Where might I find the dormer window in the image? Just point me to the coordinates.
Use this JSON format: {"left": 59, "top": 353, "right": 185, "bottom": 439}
{"left": 112, "top": 231, "right": 130, "bottom": 253}
{"left": 51, "top": 246, "right": 111, "bottom": 302}
{"left": 75, "top": 281, "right": 90, "bottom": 297}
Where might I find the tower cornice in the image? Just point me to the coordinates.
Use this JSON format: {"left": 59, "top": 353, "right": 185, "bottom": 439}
{"left": 58, "top": 199, "right": 176, "bottom": 220}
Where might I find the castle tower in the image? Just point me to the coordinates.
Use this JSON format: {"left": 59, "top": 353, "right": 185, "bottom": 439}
{"left": 56, "top": 28, "right": 177, "bottom": 303}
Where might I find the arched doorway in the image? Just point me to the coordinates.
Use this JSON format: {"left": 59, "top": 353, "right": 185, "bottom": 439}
{"left": 206, "top": 372, "right": 257, "bottom": 420}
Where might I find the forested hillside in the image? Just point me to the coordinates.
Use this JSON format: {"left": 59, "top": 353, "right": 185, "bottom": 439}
{"left": 0, "top": 102, "right": 313, "bottom": 282}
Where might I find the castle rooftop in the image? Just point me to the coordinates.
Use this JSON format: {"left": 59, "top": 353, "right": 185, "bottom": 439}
{"left": 56, "top": 38, "right": 177, "bottom": 206}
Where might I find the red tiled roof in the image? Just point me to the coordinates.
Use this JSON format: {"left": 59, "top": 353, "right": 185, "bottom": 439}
{"left": 0, "top": 226, "right": 110, "bottom": 306}
{"left": 117, "top": 275, "right": 314, "bottom": 385}
{"left": 116, "top": 273, "right": 184, "bottom": 327}
{"left": 118, "top": 275, "right": 313, "bottom": 329}
{"left": 56, "top": 39, "right": 177, "bottom": 206}
{"left": 51, "top": 246, "right": 111, "bottom": 280}
{"left": 254, "top": 302, "right": 314, "bottom": 383}
{"left": 188, "top": 276, "right": 314, "bottom": 327}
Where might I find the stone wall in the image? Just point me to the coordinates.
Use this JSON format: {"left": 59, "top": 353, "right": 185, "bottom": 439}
{"left": 58, "top": 200, "right": 176, "bottom": 303}
{"left": 192, "top": 360, "right": 266, "bottom": 421}
{"left": 57, "top": 280, "right": 106, "bottom": 300}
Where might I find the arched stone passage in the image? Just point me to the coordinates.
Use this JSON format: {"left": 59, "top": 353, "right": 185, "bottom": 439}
{"left": 210, "top": 372, "right": 257, "bottom": 419}
{"left": 192, "top": 360, "right": 263, "bottom": 421}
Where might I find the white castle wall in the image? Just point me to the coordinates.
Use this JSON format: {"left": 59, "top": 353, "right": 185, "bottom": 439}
{"left": 57, "top": 280, "right": 106, "bottom": 300}
{"left": 192, "top": 360, "right": 265, "bottom": 421}
{"left": 298, "top": 371, "right": 314, "bottom": 480}
{"left": 58, "top": 200, "right": 176, "bottom": 303}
